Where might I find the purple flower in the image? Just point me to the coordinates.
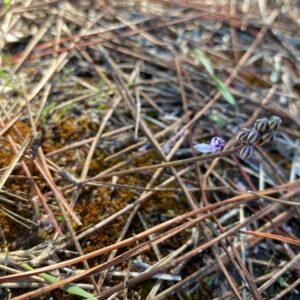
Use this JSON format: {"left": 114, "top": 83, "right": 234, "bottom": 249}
{"left": 194, "top": 137, "right": 225, "bottom": 154}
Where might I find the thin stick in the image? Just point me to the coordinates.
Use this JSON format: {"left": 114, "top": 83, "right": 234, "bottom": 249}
{"left": 2, "top": 180, "right": 299, "bottom": 283}
{"left": 0, "top": 134, "right": 30, "bottom": 190}
{"left": 86, "top": 146, "right": 242, "bottom": 181}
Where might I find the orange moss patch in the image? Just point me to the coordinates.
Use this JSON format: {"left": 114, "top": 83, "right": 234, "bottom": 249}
{"left": 57, "top": 119, "right": 78, "bottom": 140}
{"left": 0, "top": 211, "right": 11, "bottom": 237}
{"left": 0, "top": 121, "right": 31, "bottom": 169}
{"left": 7, "top": 121, "right": 31, "bottom": 140}
{"left": 0, "top": 142, "right": 14, "bottom": 168}
{"left": 75, "top": 186, "right": 130, "bottom": 254}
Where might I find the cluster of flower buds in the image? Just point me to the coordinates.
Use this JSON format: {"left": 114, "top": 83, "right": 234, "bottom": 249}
{"left": 236, "top": 115, "right": 281, "bottom": 160}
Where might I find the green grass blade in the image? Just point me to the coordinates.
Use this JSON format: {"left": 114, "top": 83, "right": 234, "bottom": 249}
{"left": 208, "top": 113, "right": 224, "bottom": 125}
{"left": 213, "top": 78, "right": 236, "bottom": 105}
{"left": 194, "top": 50, "right": 236, "bottom": 105}
{"left": 3, "top": 0, "right": 10, "bottom": 8}
{"left": 21, "top": 263, "right": 96, "bottom": 300}
{"left": 194, "top": 49, "right": 214, "bottom": 75}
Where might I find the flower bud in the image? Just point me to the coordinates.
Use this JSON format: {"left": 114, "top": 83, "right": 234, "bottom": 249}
{"left": 268, "top": 116, "right": 282, "bottom": 130}
{"left": 240, "top": 144, "right": 254, "bottom": 160}
{"left": 236, "top": 128, "right": 250, "bottom": 143}
{"left": 254, "top": 118, "right": 269, "bottom": 133}
{"left": 261, "top": 131, "right": 274, "bottom": 143}
{"left": 247, "top": 129, "right": 261, "bottom": 144}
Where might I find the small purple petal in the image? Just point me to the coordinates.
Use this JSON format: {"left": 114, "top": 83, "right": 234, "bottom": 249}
{"left": 209, "top": 137, "right": 225, "bottom": 152}
{"left": 193, "top": 143, "right": 213, "bottom": 153}
{"left": 194, "top": 137, "right": 225, "bottom": 154}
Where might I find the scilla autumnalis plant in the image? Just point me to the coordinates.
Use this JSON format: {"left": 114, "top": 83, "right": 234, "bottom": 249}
{"left": 194, "top": 115, "right": 281, "bottom": 160}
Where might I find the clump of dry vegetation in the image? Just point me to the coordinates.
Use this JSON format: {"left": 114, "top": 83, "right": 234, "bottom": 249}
{"left": 0, "top": 0, "right": 300, "bottom": 299}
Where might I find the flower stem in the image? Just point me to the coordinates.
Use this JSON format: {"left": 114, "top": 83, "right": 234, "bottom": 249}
{"left": 87, "top": 146, "right": 242, "bottom": 181}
